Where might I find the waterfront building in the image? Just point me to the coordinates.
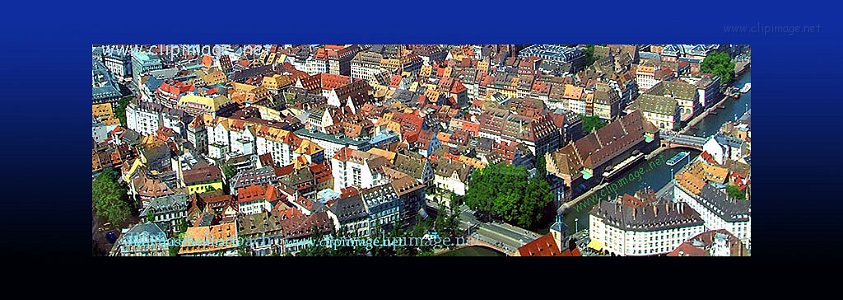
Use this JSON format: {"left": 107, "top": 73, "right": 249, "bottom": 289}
{"left": 668, "top": 229, "right": 749, "bottom": 256}
{"left": 702, "top": 134, "right": 746, "bottom": 165}
{"left": 546, "top": 110, "right": 658, "bottom": 197}
{"left": 634, "top": 94, "right": 681, "bottom": 131}
{"left": 360, "top": 183, "right": 402, "bottom": 232}
{"left": 673, "top": 182, "right": 751, "bottom": 250}
{"left": 327, "top": 194, "right": 371, "bottom": 237}
{"left": 647, "top": 80, "right": 700, "bottom": 122}
{"left": 589, "top": 190, "right": 705, "bottom": 256}
{"left": 433, "top": 160, "right": 472, "bottom": 199}
{"left": 281, "top": 211, "right": 333, "bottom": 255}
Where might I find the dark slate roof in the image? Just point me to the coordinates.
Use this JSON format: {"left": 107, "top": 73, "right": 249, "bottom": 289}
{"left": 121, "top": 222, "right": 168, "bottom": 246}
{"left": 698, "top": 184, "right": 751, "bottom": 222}
{"left": 590, "top": 199, "right": 704, "bottom": 231}
{"left": 330, "top": 195, "right": 369, "bottom": 223}
{"left": 713, "top": 134, "right": 744, "bottom": 149}
{"left": 141, "top": 194, "right": 190, "bottom": 216}
{"left": 237, "top": 212, "right": 284, "bottom": 237}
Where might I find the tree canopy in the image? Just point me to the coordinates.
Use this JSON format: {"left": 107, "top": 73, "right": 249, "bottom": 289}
{"left": 726, "top": 184, "right": 746, "bottom": 200}
{"left": 114, "top": 96, "right": 132, "bottom": 127}
{"left": 701, "top": 51, "right": 735, "bottom": 84}
{"left": 582, "top": 115, "right": 606, "bottom": 134}
{"left": 583, "top": 45, "right": 596, "bottom": 67}
{"left": 465, "top": 164, "right": 552, "bottom": 229}
{"left": 92, "top": 169, "right": 131, "bottom": 227}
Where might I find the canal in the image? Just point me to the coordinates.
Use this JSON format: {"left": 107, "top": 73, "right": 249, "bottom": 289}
{"left": 561, "top": 148, "right": 700, "bottom": 234}
{"left": 686, "top": 70, "right": 752, "bottom": 137}
{"left": 559, "top": 69, "right": 751, "bottom": 235}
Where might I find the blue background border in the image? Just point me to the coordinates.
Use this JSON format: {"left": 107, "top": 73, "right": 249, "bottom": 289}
{"left": 0, "top": 0, "right": 836, "bottom": 258}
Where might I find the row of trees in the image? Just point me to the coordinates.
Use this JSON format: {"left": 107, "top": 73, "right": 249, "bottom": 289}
{"left": 114, "top": 95, "right": 132, "bottom": 127}
{"left": 464, "top": 164, "right": 552, "bottom": 229}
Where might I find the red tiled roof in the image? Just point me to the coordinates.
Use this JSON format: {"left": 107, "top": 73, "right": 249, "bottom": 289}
{"left": 518, "top": 233, "right": 561, "bottom": 256}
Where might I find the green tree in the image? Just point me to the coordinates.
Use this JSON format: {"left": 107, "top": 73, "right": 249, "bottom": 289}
{"left": 222, "top": 164, "right": 237, "bottom": 181}
{"left": 726, "top": 184, "right": 746, "bottom": 200}
{"left": 582, "top": 115, "right": 606, "bottom": 133}
{"left": 583, "top": 45, "right": 596, "bottom": 67}
{"left": 114, "top": 96, "right": 132, "bottom": 127}
{"left": 92, "top": 169, "right": 131, "bottom": 227}
{"left": 238, "top": 238, "right": 252, "bottom": 256}
{"left": 535, "top": 154, "right": 547, "bottom": 179}
{"left": 465, "top": 164, "right": 552, "bottom": 229}
{"left": 701, "top": 51, "right": 735, "bottom": 84}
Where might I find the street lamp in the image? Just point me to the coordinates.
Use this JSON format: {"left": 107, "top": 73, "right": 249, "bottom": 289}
{"left": 575, "top": 218, "right": 579, "bottom": 233}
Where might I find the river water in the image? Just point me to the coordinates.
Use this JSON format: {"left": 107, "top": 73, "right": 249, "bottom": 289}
{"left": 687, "top": 70, "right": 752, "bottom": 137}
{"left": 560, "top": 70, "right": 752, "bottom": 234}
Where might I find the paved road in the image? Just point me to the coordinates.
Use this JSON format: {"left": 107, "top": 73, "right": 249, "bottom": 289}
{"left": 426, "top": 201, "right": 540, "bottom": 253}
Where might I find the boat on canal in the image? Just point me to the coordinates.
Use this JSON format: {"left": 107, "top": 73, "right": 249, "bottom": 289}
{"left": 666, "top": 151, "right": 690, "bottom": 166}
{"left": 740, "top": 82, "right": 751, "bottom": 93}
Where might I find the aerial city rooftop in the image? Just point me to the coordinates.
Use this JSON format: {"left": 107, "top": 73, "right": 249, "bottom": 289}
{"left": 92, "top": 44, "right": 750, "bottom": 256}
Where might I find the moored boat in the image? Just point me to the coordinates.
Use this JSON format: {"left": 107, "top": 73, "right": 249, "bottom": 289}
{"left": 666, "top": 151, "right": 690, "bottom": 166}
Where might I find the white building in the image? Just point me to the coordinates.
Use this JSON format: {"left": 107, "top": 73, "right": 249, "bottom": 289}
{"left": 236, "top": 184, "right": 279, "bottom": 216}
{"left": 330, "top": 147, "right": 390, "bottom": 192}
{"left": 126, "top": 101, "right": 190, "bottom": 137}
{"left": 673, "top": 183, "right": 751, "bottom": 250}
{"left": 305, "top": 58, "right": 329, "bottom": 75}
{"left": 126, "top": 103, "right": 160, "bottom": 136}
{"left": 92, "top": 120, "right": 118, "bottom": 144}
{"left": 351, "top": 51, "right": 384, "bottom": 82}
{"left": 197, "top": 115, "right": 325, "bottom": 164}
{"left": 589, "top": 199, "right": 705, "bottom": 256}
{"left": 294, "top": 128, "right": 371, "bottom": 160}
{"left": 636, "top": 94, "right": 681, "bottom": 131}
{"left": 433, "top": 161, "right": 471, "bottom": 200}
{"left": 103, "top": 52, "right": 133, "bottom": 82}
{"left": 702, "top": 134, "right": 745, "bottom": 165}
